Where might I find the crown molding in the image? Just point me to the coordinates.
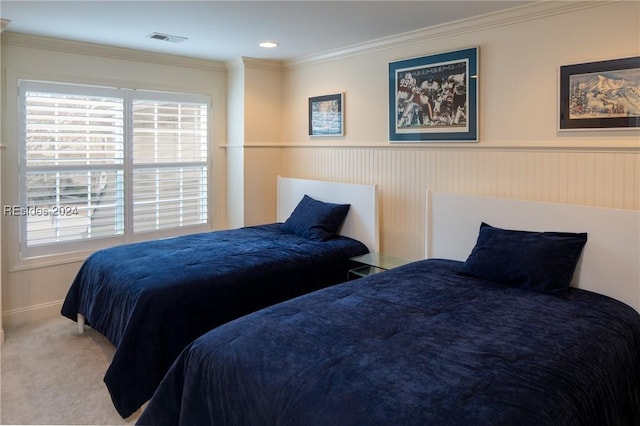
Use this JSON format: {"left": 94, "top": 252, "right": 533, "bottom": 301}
{"left": 224, "top": 57, "right": 246, "bottom": 73}
{"left": 224, "top": 57, "right": 286, "bottom": 75}
{"left": 1, "top": 31, "right": 226, "bottom": 72}
{"left": 242, "top": 57, "right": 285, "bottom": 71}
{"left": 287, "top": 1, "right": 615, "bottom": 69}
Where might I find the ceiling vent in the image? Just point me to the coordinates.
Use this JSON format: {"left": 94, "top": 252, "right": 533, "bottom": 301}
{"left": 147, "top": 32, "right": 188, "bottom": 43}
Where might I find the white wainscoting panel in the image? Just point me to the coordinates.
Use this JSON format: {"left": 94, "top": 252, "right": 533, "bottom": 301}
{"left": 279, "top": 147, "right": 639, "bottom": 261}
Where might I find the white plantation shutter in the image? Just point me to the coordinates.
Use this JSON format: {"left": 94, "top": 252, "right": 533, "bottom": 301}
{"left": 19, "top": 81, "right": 209, "bottom": 258}
{"left": 132, "top": 96, "right": 208, "bottom": 233}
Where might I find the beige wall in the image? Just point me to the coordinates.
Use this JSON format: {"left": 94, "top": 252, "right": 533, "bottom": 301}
{"left": 282, "top": 1, "right": 639, "bottom": 149}
{"left": 225, "top": 59, "right": 246, "bottom": 229}
{"left": 261, "top": 1, "right": 639, "bottom": 260}
{"left": 226, "top": 59, "right": 285, "bottom": 227}
{"left": 243, "top": 60, "right": 284, "bottom": 225}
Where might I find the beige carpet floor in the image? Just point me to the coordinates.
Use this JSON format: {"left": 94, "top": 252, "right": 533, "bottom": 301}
{"left": 1, "top": 316, "right": 142, "bottom": 425}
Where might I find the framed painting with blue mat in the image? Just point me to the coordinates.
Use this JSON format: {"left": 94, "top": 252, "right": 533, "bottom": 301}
{"left": 389, "top": 47, "right": 478, "bottom": 142}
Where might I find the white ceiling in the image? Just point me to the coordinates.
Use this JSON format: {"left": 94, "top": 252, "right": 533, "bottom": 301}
{"left": 0, "top": 1, "right": 532, "bottom": 62}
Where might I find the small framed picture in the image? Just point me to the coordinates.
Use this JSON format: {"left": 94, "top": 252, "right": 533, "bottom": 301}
{"left": 389, "top": 47, "right": 478, "bottom": 142}
{"left": 308, "top": 93, "right": 344, "bottom": 137}
{"left": 559, "top": 56, "right": 640, "bottom": 130}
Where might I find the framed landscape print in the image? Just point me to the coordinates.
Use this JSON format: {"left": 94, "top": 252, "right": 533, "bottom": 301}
{"left": 389, "top": 47, "right": 478, "bottom": 142}
{"left": 308, "top": 93, "right": 344, "bottom": 137}
{"left": 559, "top": 56, "right": 640, "bottom": 130}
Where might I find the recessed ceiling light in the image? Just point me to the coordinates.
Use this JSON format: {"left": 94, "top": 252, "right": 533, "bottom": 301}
{"left": 259, "top": 41, "right": 279, "bottom": 49}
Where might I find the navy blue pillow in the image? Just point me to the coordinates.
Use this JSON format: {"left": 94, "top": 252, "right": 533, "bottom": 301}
{"left": 459, "top": 222, "right": 587, "bottom": 296}
{"left": 282, "top": 195, "right": 350, "bottom": 242}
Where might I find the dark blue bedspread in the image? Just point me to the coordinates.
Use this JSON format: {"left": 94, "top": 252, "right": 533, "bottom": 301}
{"left": 137, "top": 259, "right": 640, "bottom": 426}
{"left": 61, "top": 223, "right": 367, "bottom": 418}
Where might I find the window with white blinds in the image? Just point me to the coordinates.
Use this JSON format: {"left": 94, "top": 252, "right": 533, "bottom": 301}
{"left": 132, "top": 98, "right": 208, "bottom": 233}
{"left": 18, "top": 80, "right": 210, "bottom": 258}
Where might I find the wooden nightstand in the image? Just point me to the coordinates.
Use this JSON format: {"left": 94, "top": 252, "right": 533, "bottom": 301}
{"left": 348, "top": 252, "right": 413, "bottom": 280}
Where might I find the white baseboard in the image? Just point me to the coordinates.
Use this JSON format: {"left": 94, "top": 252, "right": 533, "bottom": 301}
{"left": 2, "top": 300, "right": 64, "bottom": 329}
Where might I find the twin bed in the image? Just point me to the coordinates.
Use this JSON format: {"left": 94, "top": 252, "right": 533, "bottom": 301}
{"left": 135, "top": 191, "right": 640, "bottom": 425}
{"left": 62, "top": 177, "right": 640, "bottom": 424}
{"left": 61, "top": 176, "right": 379, "bottom": 418}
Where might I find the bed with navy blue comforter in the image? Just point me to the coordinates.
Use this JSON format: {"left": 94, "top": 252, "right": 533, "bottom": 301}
{"left": 61, "top": 223, "right": 367, "bottom": 418}
{"left": 137, "top": 259, "right": 640, "bottom": 426}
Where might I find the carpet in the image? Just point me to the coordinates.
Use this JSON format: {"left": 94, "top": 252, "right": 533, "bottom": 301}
{"left": 1, "top": 316, "right": 142, "bottom": 425}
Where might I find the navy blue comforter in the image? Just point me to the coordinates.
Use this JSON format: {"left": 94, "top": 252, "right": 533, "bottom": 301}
{"left": 61, "top": 224, "right": 367, "bottom": 418}
{"left": 138, "top": 259, "right": 640, "bottom": 426}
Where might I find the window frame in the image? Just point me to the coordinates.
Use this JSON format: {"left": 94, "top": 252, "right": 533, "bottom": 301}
{"left": 18, "top": 80, "right": 211, "bottom": 259}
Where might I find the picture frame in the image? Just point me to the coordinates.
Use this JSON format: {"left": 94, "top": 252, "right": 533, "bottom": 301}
{"left": 389, "top": 47, "right": 478, "bottom": 142}
{"left": 308, "top": 93, "right": 344, "bottom": 137}
{"left": 559, "top": 56, "right": 639, "bottom": 130}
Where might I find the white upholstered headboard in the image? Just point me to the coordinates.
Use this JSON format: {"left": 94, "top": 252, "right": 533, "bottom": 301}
{"left": 277, "top": 176, "right": 379, "bottom": 253}
{"left": 426, "top": 190, "right": 640, "bottom": 312}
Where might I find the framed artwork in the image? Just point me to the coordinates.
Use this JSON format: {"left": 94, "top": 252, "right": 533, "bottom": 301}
{"left": 389, "top": 47, "right": 478, "bottom": 142}
{"left": 308, "top": 93, "right": 344, "bottom": 137}
{"left": 559, "top": 56, "right": 640, "bottom": 130}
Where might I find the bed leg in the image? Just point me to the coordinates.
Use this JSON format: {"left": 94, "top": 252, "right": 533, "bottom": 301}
{"left": 77, "top": 313, "right": 85, "bottom": 334}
